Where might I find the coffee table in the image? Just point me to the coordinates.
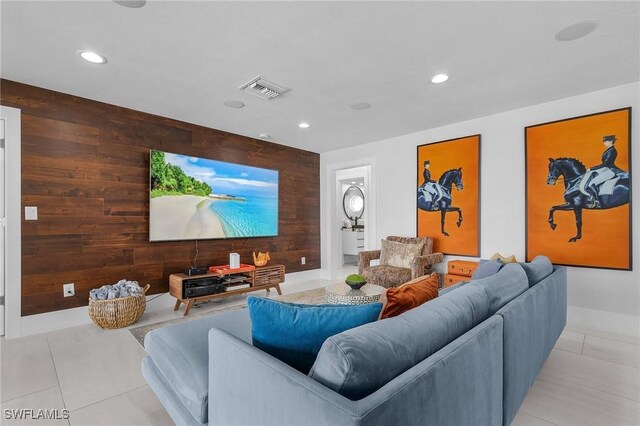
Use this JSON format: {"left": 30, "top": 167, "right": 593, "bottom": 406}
{"left": 325, "top": 283, "right": 385, "bottom": 305}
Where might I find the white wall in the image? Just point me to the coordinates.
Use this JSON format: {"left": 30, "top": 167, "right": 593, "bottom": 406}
{"left": 321, "top": 82, "right": 640, "bottom": 337}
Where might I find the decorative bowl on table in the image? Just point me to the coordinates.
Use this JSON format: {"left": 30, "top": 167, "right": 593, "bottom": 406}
{"left": 345, "top": 274, "right": 367, "bottom": 290}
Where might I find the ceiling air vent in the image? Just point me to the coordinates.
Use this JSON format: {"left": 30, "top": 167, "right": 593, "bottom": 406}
{"left": 239, "top": 76, "right": 290, "bottom": 100}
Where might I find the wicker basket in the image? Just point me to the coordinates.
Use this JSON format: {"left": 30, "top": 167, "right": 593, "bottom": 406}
{"left": 88, "top": 284, "right": 150, "bottom": 329}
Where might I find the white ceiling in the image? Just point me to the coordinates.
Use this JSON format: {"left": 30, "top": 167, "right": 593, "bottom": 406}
{"left": 1, "top": 1, "right": 638, "bottom": 153}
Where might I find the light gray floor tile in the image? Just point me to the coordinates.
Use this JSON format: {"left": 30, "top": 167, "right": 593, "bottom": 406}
{"left": 0, "top": 387, "right": 69, "bottom": 426}
{"left": 68, "top": 386, "right": 172, "bottom": 426}
{"left": 554, "top": 330, "right": 584, "bottom": 354}
{"left": 538, "top": 348, "right": 640, "bottom": 402}
{"left": 582, "top": 334, "right": 640, "bottom": 368}
{"left": 0, "top": 334, "right": 59, "bottom": 402}
{"left": 565, "top": 325, "right": 640, "bottom": 345}
{"left": 511, "top": 410, "right": 559, "bottom": 426}
{"left": 46, "top": 324, "right": 124, "bottom": 350}
{"left": 521, "top": 377, "right": 640, "bottom": 425}
{"left": 50, "top": 330, "right": 147, "bottom": 411}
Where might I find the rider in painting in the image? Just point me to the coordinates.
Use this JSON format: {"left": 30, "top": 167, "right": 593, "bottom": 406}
{"left": 580, "top": 135, "right": 620, "bottom": 208}
{"left": 421, "top": 160, "right": 443, "bottom": 209}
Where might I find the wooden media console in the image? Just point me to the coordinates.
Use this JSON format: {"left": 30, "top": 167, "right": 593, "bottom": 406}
{"left": 169, "top": 264, "right": 285, "bottom": 316}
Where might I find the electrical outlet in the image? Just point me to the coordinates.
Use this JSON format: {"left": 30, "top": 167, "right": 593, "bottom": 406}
{"left": 301, "top": 256, "right": 306, "bottom": 265}
{"left": 63, "top": 283, "right": 75, "bottom": 297}
{"left": 25, "top": 206, "right": 38, "bottom": 221}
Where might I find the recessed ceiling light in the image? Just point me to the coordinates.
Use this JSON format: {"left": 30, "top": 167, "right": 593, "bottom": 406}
{"left": 224, "top": 100, "right": 245, "bottom": 109}
{"left": 258, "top": 133, "right": 271, "bottom": 139}
{"left": 79, "top": 50, "right": 107, "bottom": 64}
{"left": 430, "top": 73, "right": 449, "bottom": 84}
{"left": 351, "top": 102, "right": 371, "bottom": 110}
{"left": 555, "top": 20, "right": 599, "bottom": 42}
{"left": 298, "top": 122, "right": 310, "bottom": 129}
{"left": 113, "top": 0, "right": 146, "bottom": 8}
{"left": 351, "top": 181, "right": 357, "bottom": 184}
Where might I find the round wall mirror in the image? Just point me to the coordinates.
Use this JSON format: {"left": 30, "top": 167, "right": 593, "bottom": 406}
{"left": 343, "top": 185, "right": 365, "bottom": 220}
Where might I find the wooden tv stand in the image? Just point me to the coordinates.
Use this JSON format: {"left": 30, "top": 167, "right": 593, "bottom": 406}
{"left": 169, "top": 264, "right": 285, "bottom": 316}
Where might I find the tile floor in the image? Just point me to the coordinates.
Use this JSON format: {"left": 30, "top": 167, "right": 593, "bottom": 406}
{"left": 1, "top": 272, "right": 638, "bottom": 426}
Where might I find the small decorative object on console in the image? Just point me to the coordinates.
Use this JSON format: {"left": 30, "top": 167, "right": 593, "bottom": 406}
{"left": 345, "top": 274, "right": 367, "bottom": 290}
{"left": 253, "top": 251, "right": 270, "bottom": 267}
{"left": 229, "top": 252, "right": 240, "bottom": 269}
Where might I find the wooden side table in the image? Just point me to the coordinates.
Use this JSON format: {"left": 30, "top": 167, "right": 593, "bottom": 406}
{"left": 169, "top": 264, "right": 285, "bottom": 316}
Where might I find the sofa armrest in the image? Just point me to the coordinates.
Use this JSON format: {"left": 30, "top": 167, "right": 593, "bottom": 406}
{"left": 358, "top": 250, "right": 381, "bottom": 274}
{"left": 208, "top": 328, "right": 360, "bottom": 425}
{"left": 410, "top": 252, "right": 444, "bottom": 279}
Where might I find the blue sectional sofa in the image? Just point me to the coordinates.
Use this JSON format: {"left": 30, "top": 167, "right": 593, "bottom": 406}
{"left": 142, "top": 259, "right": 566, "bottom": 425}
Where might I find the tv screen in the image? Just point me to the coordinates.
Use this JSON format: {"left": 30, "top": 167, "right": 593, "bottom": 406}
{"left": 149, "top": 150, "right": 278, "bottom": 242}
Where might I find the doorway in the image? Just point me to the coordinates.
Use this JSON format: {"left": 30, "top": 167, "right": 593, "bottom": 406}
{"left": 1, "top": 105, "right": 21, "bottom": 339}
{"left": 0, "top": 117, "right": 5, "bottom": 336}
{"left": 328, "top": 163, "right": 376, "bottom": 280}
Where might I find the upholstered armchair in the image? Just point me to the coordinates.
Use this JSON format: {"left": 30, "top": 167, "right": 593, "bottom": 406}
{"left": 358, "top": 236, "right": 444, "bottom": 288}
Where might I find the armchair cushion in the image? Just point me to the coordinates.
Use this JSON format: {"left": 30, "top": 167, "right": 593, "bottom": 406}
{"left": 379, "top": 239, "right": 424, "bottom": 269}
{"left": 361, "top": 265, "right": 412, "bottom": 288}
{"left": 388, "top": 236, "right": 433, "bottom": 255}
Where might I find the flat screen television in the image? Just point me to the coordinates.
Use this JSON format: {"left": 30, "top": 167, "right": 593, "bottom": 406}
{"left": 149, "top": 149, "right": 278, "bottom": 242}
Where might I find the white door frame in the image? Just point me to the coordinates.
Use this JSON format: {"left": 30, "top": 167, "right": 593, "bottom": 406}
{"left": 322, "top": 158, "right": 377, "bottom": 280}
{"left": 1, "top": 106, "right": 22, "bottom": 339}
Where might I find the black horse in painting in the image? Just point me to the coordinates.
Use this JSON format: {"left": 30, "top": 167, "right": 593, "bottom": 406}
{"left": 417, "top": 168, "right": 463, "bottom": 236}
{"left": 546, "top": 157, "right": 630, "bottom": 242}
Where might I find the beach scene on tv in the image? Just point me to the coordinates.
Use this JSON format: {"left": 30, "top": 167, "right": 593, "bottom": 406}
{"left": 149, "top": 150, "right": 278, "bottom": 241}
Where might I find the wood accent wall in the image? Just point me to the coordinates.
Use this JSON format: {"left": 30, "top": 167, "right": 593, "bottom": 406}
{"left": 1, "top": 80, "right": 320, "bottom": 316}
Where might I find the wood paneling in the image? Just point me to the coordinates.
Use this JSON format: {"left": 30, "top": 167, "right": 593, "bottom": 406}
{"left": 1, "top": 79, "right": 321, "bottom": 316}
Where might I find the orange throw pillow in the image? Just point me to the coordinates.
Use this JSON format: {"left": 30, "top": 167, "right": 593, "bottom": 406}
{"left": 380, "top": 273, "right": 439, "bottom": 319}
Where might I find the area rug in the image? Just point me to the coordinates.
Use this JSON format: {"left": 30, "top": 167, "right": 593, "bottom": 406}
{"left": 129, "top": 286, "right": 326, "bottom": 346}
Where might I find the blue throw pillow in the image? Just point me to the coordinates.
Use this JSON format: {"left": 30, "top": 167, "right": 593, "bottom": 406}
{"left": 471, "top": 258, "right": 502, "bottom": 279}
{"left": 247, "top": 296, "right": 383, "bottom": 374}
{"left": 520, "top": 255, "right": 553, "bottom": 286}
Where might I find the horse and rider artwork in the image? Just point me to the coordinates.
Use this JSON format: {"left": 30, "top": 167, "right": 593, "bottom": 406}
{"left": 526, "top": 107, "right": 631, "bottom": 270}
{"left": 417, "top": 135, "right": 480, "bottom": 257}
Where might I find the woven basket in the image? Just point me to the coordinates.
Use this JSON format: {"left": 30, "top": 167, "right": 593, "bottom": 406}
{"left": 88, "top": 284, "right": 150, "bottom": 329}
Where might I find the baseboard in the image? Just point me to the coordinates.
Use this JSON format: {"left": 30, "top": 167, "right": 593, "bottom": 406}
{"left": 19, "top": 305, "right": 93, "bottom": 337}
{"left": 567, "top": 305, "right": 640, "bottom": 338}
{"left": 13, "top": 269, "right": 323, "bottom": 338}
{"left": 283, "top": 268, "right": 322, "bottom": 284}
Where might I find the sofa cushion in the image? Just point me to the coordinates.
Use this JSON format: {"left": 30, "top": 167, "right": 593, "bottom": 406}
{"left": 379, "top": 239, "right": 424, "bottom": 269}
{"left": 309, "top": 282, "right": 490, "bottom": 400}
{"left": 143, "top": 308, "right": 250, "bottom": 424}
{"left": 380, "top": 272, "right": 439, "bottom": 319}
{"left": 471, "top": 263, "right": 528, "bottom": 315}
{"left": 520, "top": 255, "right": 554, "bottom": 286}
{"left": 438, "top": 280, "right": 468, "bottom": 295}
{"left": 471, "top": 258, "right": 502, "bottom": 279}
{"left": 247, "top": 296, "right": 382, "bottom": 374}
